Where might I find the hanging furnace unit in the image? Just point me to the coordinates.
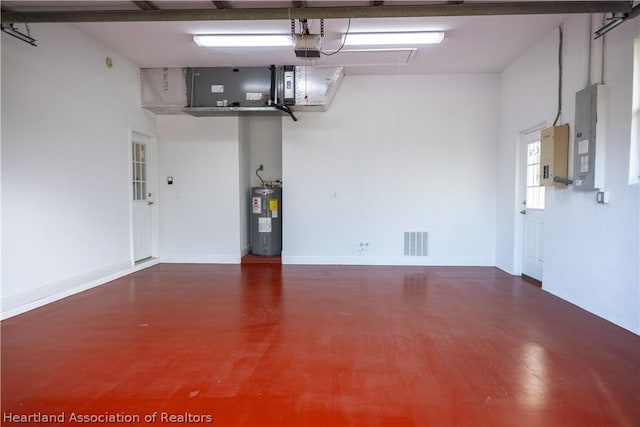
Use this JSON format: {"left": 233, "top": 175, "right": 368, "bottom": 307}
{"left": 251, "top": 186, "right": 282, "bottom": 256}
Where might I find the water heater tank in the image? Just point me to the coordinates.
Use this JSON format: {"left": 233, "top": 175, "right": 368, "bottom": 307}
{"left": 250, "top": 187, "right": 282, "bottom": 256}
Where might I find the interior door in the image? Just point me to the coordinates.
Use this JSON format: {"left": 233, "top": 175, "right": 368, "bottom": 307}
{"left": 521, "top": 130, "right": 545, "bottom": 281}
{"left": 132, "top": 139, "right": 153, "bottom": 262}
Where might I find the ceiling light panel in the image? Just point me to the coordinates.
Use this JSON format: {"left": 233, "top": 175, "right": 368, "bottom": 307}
{"left": 344, "top": 31, "right": 444, "bottom": 46}
{"left": 194, "top": 34, "right": 292, "bottom": 47}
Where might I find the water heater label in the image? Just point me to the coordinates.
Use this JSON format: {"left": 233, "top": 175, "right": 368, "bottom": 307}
{"left": 269, "top": 199, "right": 278, "bottom": 211}
{"left": 258, "top": 217, "right": 272, "bottom": 233}
{"left": 252, "top": 197, "right": 261, "bottom": 213}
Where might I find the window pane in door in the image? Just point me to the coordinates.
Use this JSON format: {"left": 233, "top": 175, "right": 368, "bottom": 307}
{"left": 526, "top": 140, "right": 545, "bottom": 210}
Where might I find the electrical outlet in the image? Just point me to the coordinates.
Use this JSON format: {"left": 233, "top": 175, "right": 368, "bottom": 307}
{"left": 358, "top": 242, "right": 370, "bottom": 252}
{"left": 596, "top": 191, "right": 609, "bottom": 204}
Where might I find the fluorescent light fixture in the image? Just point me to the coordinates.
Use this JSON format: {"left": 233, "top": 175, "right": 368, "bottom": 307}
{"left": 344, "top": 31, "right": 444, "bottom": 46}
{"left": 194, "top": 34, "right": 292, "bottom": 47}
{"left": 341, "top": 48, "right": 417, "bottom": 53}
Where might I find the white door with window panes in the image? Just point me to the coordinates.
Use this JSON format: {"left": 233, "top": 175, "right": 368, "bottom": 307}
{"left": 132, "top": 139, "right": 153, "bottom": 262}
{"left": 521, "top": 130, "right": 545, "bottom": 281}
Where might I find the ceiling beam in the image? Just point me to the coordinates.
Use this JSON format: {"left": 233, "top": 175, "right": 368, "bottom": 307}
{"left": 1, "top": 2, "right": 632, "bottom": 23}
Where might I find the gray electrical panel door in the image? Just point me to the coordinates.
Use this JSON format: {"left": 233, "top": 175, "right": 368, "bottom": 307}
{"left": 573, "top": 84, "right": 606, "bottom": 190}
{"left": 250, "top": 187, "right": 282, "bottom": 256}
{"left": 187, "top": 67, "right": 272, "bottom": 108}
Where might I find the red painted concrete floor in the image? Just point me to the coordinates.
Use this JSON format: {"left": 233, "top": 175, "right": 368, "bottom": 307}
{"left": 2, "top": 264, "right": 639, "bottom": 426}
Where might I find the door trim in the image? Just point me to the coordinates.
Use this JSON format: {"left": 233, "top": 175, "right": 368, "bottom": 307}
{"left": 514, "top": 122, "right": 546, "bottom": 276}
{"left": 129, "top": 129, "right": 159, "bottom": 265}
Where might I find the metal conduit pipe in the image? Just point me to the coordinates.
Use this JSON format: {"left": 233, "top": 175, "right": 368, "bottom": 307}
{"left": 1, "top": 1, "right": 633, "bottom": 23}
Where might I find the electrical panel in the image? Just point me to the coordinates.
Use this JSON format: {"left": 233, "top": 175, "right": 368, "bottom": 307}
{"left": 573, "top": 84, "right": 607, "bottom": 190}
{"left": 540, "top": 124, "right": 569, "bottom": 187}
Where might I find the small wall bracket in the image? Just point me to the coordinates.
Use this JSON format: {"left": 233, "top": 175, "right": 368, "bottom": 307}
{"left": 1, "top": 23, "right": 37, "bottom": 46}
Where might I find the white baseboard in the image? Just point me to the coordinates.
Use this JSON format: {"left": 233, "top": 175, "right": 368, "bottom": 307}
{"left": 1, "top": 258, "right": 160, "bottom": 320}
{"left": 281, "top": 255, "right": 494, "bottom": 266}
{"left": 161, "top": 254, "right": 241, "bottom": 264}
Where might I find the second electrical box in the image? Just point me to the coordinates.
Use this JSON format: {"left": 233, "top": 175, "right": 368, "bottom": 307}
{"left": 540, "top": 124, "right": 569, "bottom": 187}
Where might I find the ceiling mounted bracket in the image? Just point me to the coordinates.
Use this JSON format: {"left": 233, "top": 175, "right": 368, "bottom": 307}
{"left": 594, "top": 3, "right": 640, "bottom": 39}
{"left": 1, "top": 22, "right": 37, "bottom": 46}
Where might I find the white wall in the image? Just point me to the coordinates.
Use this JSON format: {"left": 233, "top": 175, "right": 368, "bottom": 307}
{"left": 239, "top": 114, "right": 283, "bottom": 252}
{"left": 238, "top": 117, "right": 251, "bottom": 254}
{"left": 5, "top": 17, "right": 637, "bottom": 334}
{"left": 283, "top": 74, "right": 499, "bottom": 265}
{"left": 497, "top": 15, "right": 640, "bottom": 334}
{"left": 246, "top": 115, "right": 283, "bottom": 187}
{"left": 157, "top": 115, "right": 241, "bottom": 263}
{"left": 1, "top": 32, "right": 4, "bottom": 299}
{"left": 1, "top": 24, "right": 156, "bottom": 317}
{"left": 496, "top": 23, "right": 562, "bottom": 273}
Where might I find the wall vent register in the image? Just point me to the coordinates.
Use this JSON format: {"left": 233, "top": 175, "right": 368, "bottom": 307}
{"left": 404, "top": 232, "right": 429, "bottom": 257}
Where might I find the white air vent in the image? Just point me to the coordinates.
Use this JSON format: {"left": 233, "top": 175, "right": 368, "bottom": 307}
{"left": 404, "top": 232, "right": 428, "bottom": 257}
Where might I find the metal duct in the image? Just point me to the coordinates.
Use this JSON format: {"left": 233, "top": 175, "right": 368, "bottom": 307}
{"left": 140, "top": 68, "right": 187, "bottom": 114}
{"left": 1, "top": 2, "right": 633, "bottom": 23}
{"left": 294, "top": 66, "right": 344, "bottom": 112}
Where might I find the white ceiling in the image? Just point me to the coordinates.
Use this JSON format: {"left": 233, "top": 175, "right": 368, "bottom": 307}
{"left": 2, "top": 1, "right": 575, "bottom": 74}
